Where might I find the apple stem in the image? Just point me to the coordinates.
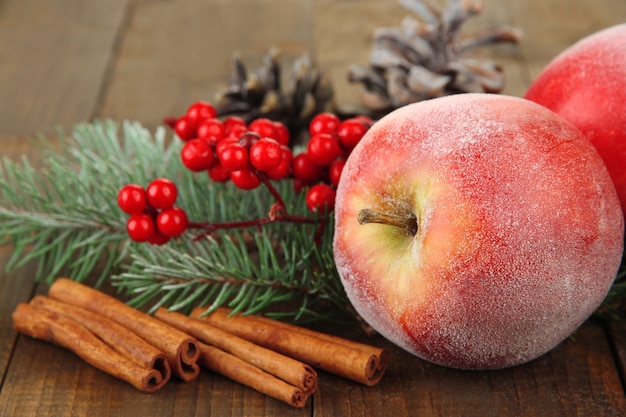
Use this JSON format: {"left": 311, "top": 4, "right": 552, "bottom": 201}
{"left": 357, "top": 208, "right": 418, "bottom": 236}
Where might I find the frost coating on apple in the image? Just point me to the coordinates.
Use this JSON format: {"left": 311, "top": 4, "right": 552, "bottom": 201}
{"left": 333, "top": 93, "right": 624, "bottom": 370}
{"left": 525, "top": 24, "right": 626, "bottom": 211}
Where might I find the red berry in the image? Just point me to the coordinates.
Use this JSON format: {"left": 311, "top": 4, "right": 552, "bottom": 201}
{"left": 292, "top": 179, "right": 306, "bottom": 194}
{"left": 352, "top": 115, "right": 374, "bottom": 127}
{"left": 223, "top": 116, "right": 247, "bottom": 135}
{"left": 273, "top": 122, "right": 290, "bottom": 146}
{"left": 329, "top": 159, "right": 346, "bottom": 187}
{"left": 208, "top": 161, "right": 231, "bottom": 183}
{"left": 337, "top": 119, "right": 369, "bottom": 151}
{"left": 197, "top": 118, "right": 225, "bottom": 144}
{"left": 181, "top": 139, "right": 214, "bottom": 172}
{"left": 174, "top": 116, "right": 197, "bottom": 141}
{"left": 279, "top": 145, "right": 293, "bottom": 164}
{"left": 218, "top": 143, "right": 249, "bottom": 172}
{"left": 307, "top": 133, "right": 342, "bottom": 166}
{"left": 249, "top": 118, "right": 277, "bottom": 139}
{"left": 266, "top": 158, "right": 291, "bottom": 180}
{"left": 117, "top": 184, "right": 147, "bottom": 214}
{"left": 146, "top": 178, "right": 178, "bottom": 209}
{"left": 215, "top": 137, "right": 238, "bottom": 156}
{"left": 265, "top": 146, "right": 292, "bottom": 180}
{"left": 306, "top": 184, "right": 336, "bottom": 214}
{"left": 186, "top": 101, "right": 217, "bottom": 124}
{"left": 126, "top": 213, "right": 156, "bottom": 242}
{"left": 249, "top": 138, "right": 282, "bottom": 172}
{"left": 148, "top": 230, "right": 171, "bottom": 245}
{"left": 238, "top": 131, "right": 261, "bottom": 148}
{"left": 309, "top": 112, "right": 340, "bottom": 136}
{"left": 225, "top": 124, "right": 249, "bottom": 141}
{"left": 156, "top": 207, "right": 188, "bottom": 237}
{"left": 230, "top": 168, "right": 261, "bottom": 190}
{"left": 292, "top": 153, "right": 324, "bottom": 184}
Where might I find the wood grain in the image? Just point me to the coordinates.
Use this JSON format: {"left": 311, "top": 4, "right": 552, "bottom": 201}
{"left": 0, "top": 0, "right": 129, "bottom": 136}
{"left": 1, "top": 0, "right": 626, "bottom": 415}
{"left": 313, "top": 321, "right": 626, "bottom": 417}
{"left": 505, "top": 0, "right": 626, "bottom": 80}
{"left": 0, "top": 254, "right": 38, "bottom": 386}
{"left": 0, "top": 337, "right": 311, "bottom": 417}
{"left": 97, "top": 0, "right": 314, "bottom": 131}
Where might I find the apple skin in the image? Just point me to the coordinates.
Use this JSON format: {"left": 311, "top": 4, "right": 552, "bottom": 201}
{"left": 525, "top": 24, "right": 626, "bottom": 211}
{"left": 333, "top": 93, "right": 624, "bottom": 370}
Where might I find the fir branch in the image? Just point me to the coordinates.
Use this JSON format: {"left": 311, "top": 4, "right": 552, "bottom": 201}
{"left": 113, "top": 193, "right": 348, "bottom": 322}
{"left": 1, "top": 119, "right": 347, "bottom": 322}
{"left": 0, "top": 120, "right": 182, "bottom": 284}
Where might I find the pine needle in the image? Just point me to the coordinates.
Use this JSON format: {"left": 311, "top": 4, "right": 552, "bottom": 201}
{"left": 0, "top": 120, "right": 348, "bottom": 322}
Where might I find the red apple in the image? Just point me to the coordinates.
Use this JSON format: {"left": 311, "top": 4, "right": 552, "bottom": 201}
{"left": 333, "top": 94, "right": 624, "bottom": 370}
{"left": 525, "top": 24, "right": 626, "bottom": 211}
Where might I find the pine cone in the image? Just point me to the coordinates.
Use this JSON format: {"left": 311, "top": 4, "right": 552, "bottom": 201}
{"left": 349, "top": 0, "right": 522, "bottom": 114}
{"left": 214, "top": 47, "right": 335, "bottom": 137}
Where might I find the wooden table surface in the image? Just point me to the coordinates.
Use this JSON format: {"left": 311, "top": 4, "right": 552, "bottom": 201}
{"left": 1, "top": 0, "right": 626, "bottom": 416}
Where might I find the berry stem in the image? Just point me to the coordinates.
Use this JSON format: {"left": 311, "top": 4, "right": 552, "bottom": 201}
{"left": 162, "top": 116, "right": 177, "bottom": 129}
{"left": 188, "top": 174, "right": 320, "bottom": 241}
{"left": 181, "top": 151, "right": 334, "bottom": 241}
{"left": 188, "top": 213, "right": 316, "bottom": 241}
{"left": 258, "top": 171, "right": 286, "bottom": 209}
{"left": 357, "top": 208, "right": 418, "bottom": 236}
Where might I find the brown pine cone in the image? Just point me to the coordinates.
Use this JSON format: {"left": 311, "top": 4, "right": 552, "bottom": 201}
{"left": 349, "top": 0, "right": 522, "bottom": 115}
{"left": 214, "top": 47, "right": 336, "bottom": 138}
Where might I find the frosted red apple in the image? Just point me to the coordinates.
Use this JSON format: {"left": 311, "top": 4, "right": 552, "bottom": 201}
{"left": 525, "top": 24, "right": 626, "bottom": 210}
{"left": 333, "top": 94, "right": 624, "bottom": 370}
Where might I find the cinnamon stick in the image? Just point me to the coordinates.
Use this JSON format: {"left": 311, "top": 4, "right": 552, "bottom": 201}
{"left": 12, "top": 303, "right": 165, "bottom": 393}
{"left": 155, "top": 308, "right": 317, "bottom": 393}
{"left": 49, "top": 278, "right": 200, "bottom": 382}
{"left": 30, "top": 295, "right": 171, "bottom": 385}
{"left": 235, "top": 308, "right": 387, "bottom": 371}
{"left": 197, "top": 342, "right": 311, "bottom": 408}
{"left": 191, "top": 307, "right": 387, "bottom": 386}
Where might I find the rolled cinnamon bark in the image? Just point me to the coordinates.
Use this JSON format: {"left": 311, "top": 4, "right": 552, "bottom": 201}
{"left": 12, "top": 303, "right": 165, "bottom": 393}
{"left": 30, "top": 295, "right": 171, "bottom": 385}
{"left": 155, "top": 308, "right": 317, "bottom": 393}
{"left": 218, "top": 307, "right": 388, "bottom": 381}
{"left": 191, "top": 307, "right": 387, "bottom": 386}
{"left": 49, "top": 278, "right": 200, "bottom": 382}
{"left": 197, "top": 341, "right": 311, "bottom": 408}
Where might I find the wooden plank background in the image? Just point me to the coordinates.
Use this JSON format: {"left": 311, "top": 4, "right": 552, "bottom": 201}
{"left": 1, "top": 0, "right": 625, "bottom": 416}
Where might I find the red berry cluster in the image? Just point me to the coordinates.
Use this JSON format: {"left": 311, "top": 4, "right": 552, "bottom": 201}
{"left": 166, "top": 101, "right": 292, "bottom": 191}
{"left": 118, "top": 102, "right": 374, "bottom": 244}
{"left": 294, "top": 112, "right": 373, "bottom": 214}
{"left": 117, "top": 178, "right": 188, "bottom": 244}
{"left": 167, "top": 102, "right": 373, "bottom": 215}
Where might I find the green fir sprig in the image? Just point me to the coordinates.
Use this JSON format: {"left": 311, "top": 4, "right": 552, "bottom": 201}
{"left": 0, "top": 120, "right": 348, "bottom": 322}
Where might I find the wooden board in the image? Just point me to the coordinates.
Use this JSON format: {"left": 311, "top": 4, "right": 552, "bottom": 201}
{"left": 0, "top": 254, "right": 38, "bottom": 385}
{"left": 1, "top": 0, "right": 626, "bottom": 415}
{"left": 97, "top": 0, "right": 315, "bottom": 131}
{"left": 313, "top": 320, "right": 626, "bottom": 417}
{"left": 0, "top": 0, "right": 129, "bottom": 136}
